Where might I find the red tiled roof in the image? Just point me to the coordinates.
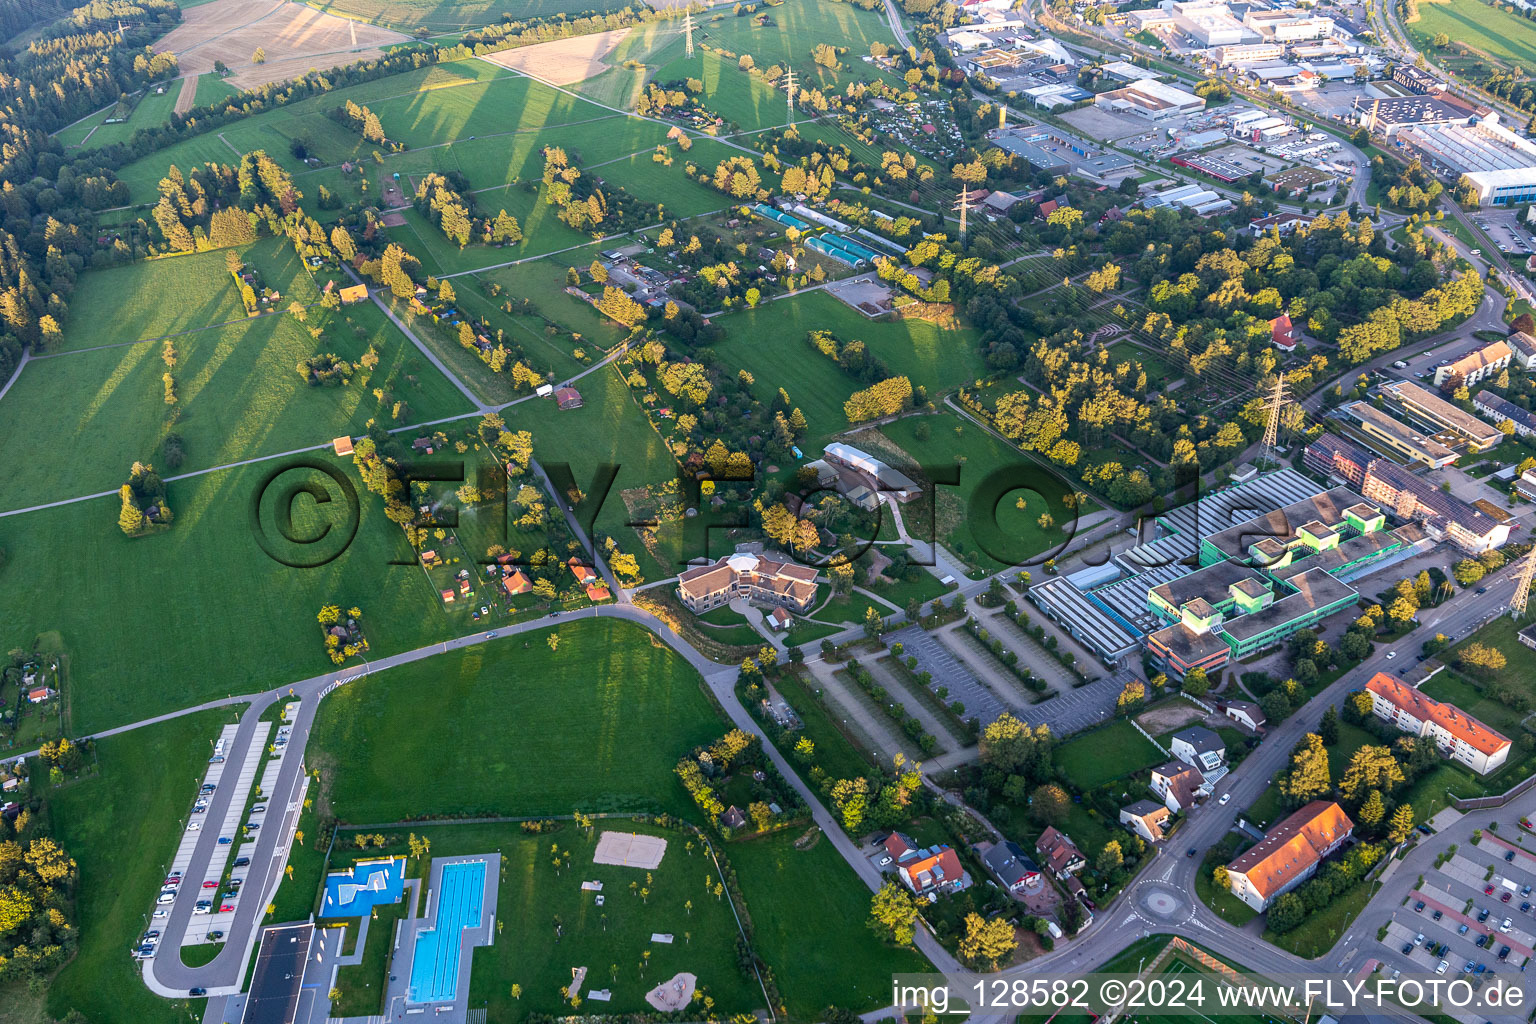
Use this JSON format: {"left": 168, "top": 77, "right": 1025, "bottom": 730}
{"left": 1365, "top": 673, "right": 1510, "bottom": 756}
{"left": 1228, "top": 800, "right": 1353, "bottom": 901}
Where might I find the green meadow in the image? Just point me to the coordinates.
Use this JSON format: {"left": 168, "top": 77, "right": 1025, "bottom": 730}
{"left": 299, "top": 0, "right": 630, "bottom": 32}
{"left": 0, "top": 460, "right": 466, "bottom": 733}
{"left": 306, "top": 618, "right": 724, "bottom": 821}
{"left": 1, "top": 295, "right": 473, "bottom": 509}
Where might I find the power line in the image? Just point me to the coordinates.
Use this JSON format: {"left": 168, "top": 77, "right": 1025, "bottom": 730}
{"left": 1511, "top": 546, "right": 1536, "bottom": 620}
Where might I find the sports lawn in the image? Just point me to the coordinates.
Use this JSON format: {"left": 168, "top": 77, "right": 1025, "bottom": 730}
{"left": 1, "top": 291, "right": 474, "bottom": 510}
{"left": 727, "top": 831, "right": 931, "bottom": 1018}
{"left": 711, "top": 293, "right": 989, "bottom": 442}
{"left": 45, "top": 707, "right": 240, "bottom": 1024}
{"left": 0, "top": 460, "right": 470, "bottom": 733}
{"left": 306, "top": 618, "right": 726, "bottom": 822}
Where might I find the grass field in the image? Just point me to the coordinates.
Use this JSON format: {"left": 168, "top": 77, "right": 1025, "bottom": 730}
{"left": 50, "top": 238, "right": 302, "bottom": 354}
{"left": 727, "top": 831, "right": 931, "bottom": 1018}
{"left": 503, "top": 362, "right": 679, "bottom": 583}
{"left": 306, "top": 618, "right": 725, "bottom": 822}
{"left": 1106, "top": 339, "right": 1182, "bottom": 391}
{"left": 875, "top": 412, "right": 1086, "bottom": 575}
{"left": 690, "top": 0, "right": 898, "bottom": 91}
{"left": 45, "top": 708, "right": 240, "bottom": 1024}
{"left": 0, "top": 459, "right": 474, "bottom": 733}
{"left": 1408, "top": 0, "right": 1536, "bottom": 74}
{"left": 772, "top": 670, "right": 877, "bottom": 781}
{"left": 711, "top": 294, "right": 988, "bottom": 443}
{"left": 57, "top": 85, "right": 181, "bottom": 151}
{"left": 461, "top": 819, "right": 759, "bottom": 1020}
{"left": 651, "top": 49, "right": 787, "bottom": 131}
{"left": 573, "top": 19, "right": 686, "bottom": 109}
{"left": 194, "top": 73, "right": 244, "bottom": 108}
{"left": 1054, "top": 719, "right": 1165, "bottom": 790}
{"left": 1, "top": 288, "right": 473, "bottom": 510}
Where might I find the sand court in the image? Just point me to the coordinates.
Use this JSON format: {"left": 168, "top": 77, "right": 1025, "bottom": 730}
{"left": 592, "top": 830, "right": 668, "bottom": 869}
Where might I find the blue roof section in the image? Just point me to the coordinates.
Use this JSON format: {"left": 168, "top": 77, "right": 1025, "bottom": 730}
{"left": 751, "top": 203, "right": 811, "bottom": 231}
{"left": 822, "top": 234, "right": 882, "bottom": 263}
{"left": 321, "top": 857, "right": 406, "bottom": 918}
{"left": 806, "top": 237, "right": 862, "bottom": 267}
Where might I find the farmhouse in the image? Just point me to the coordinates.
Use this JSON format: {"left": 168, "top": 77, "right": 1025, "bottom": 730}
{"left": 1363, "top": 673, "right": 1511, "bottom": 775}
{"left": 1226, "top": 800, "right": 1354, "bottom": 911}
{"left": 338, "top": 284, "right": 368, "bottom": 304}
{"left": 555, "top": 387, "right": 584, "bottom": 410}
{"left": 676, "top": 553, "right": 819, "bottom": 614}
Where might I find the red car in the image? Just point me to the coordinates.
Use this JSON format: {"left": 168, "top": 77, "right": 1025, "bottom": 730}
{"left": 1485, "top": 885, "right": 1496, "bottom": 895}
{"left": 1503, "top": 892, "right": 1514, "bottom": 903}
{"left": 202, "top": 881, "right": 218, "bottom": 889}
{"left": 220, "top": 903, "right": 234, "bottom": 913}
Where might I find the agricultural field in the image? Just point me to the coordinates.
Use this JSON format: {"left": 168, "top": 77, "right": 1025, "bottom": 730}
{"left": 1408, "top": 0, "right": 1536, "bottom": 74}
{"left": 306, "top": 618, "right": 724, "bottom": 821}
{"left": 298, "top": 0, "right": 631, "bottom": 33}
{"left": 0, "top": 278, "right": 473, "bottom": 509}
{"left": 691, "top": 0, "right": 898, "bottom": 91}
{"left": 572, "top": 18, "right": 687, "bottom": 109}
{"left": 45, "top": 708, "right": 239, "bottom": 1024}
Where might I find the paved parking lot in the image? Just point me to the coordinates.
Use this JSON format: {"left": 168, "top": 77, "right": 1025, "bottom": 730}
{"left": 1374, "top": 833, "right": 1536, "bottom": 988}
{"left": 889, "top": 626, "right": 1008, "bottom": 725}
{"left": 178, "top": 722, "right": 270, "bottom": 946}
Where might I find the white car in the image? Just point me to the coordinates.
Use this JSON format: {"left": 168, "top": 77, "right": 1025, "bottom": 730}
{"left": 1437, "top": 960, "right": 1449, "bottom": 974}
{"left": 1385, "top": 651, "right": 1397, "bottom": 660}
{"left": 1219, "top": 793, "right": 1231, "bottom": 805}
{"left": 156, "top": 893, "right": 175, "bottom": 905}
{"left": 153, "top": 909, "right": 168, "bottom": 919}
{"left": 188, "top": 822, "right": 201, "bottom": 831}
{"left": 1502, "top": 917, "right": 1513, "bottom": 932}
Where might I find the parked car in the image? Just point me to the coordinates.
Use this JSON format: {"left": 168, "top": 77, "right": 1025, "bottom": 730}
{"left": 1219, "top": 793, "right": 1231, "bottom": 805}
{"left": 1415, "top": 900, "right": 1426, "bottom": 912}
{"left": 233, "top": 857, "right": 250, "bottom": 867}
{"left": 218, "top": 837, "right": 232, "bottom": 845}
{"left": 1479, "top": 908, "right": 1492, "bottom": 922}
{"left": 156, "top": 893, "right": 175, "bottom": 905}
{"left": 1415, "top": 932, "right": 1426, "bottom": 945}
{"left": 1485, "top": 885, "right": 1496, "bottom": 895}
{"left": 1433, "top": 909, "right": 1444, "bottom": 921}
{"left": 207, "top": 931, "right": 224, "bottom": 941}
{"left": 208, "top": 756, "right": 223, "bottom": 764}
{"left": 137, "top": 944, "right": 156, "bottom": 959}
{"left": 250, "top": 804, "right": 266, "bottom": 814}
{"left": 1477, "top": 934, "right": 1490, "bottom": 948}
{"left": 1459, "top": 923, "right": 1471, "bottom": 935}
{"left": 1507, "top": 850, "right": 1517, "bottom": 862}
{"left": 1401, "top": 942, "right": 1414, "bottom": 955}
{"left": 201, "top": 881, "right": 217, "bottom": 889}
{"left": 1437, "top": 960, "right": 1449, "bottom": 974}
{"left": 1503, "top": 891, "right": 1513, "bottom": 903}
{"left": 1501, "top": 917, "right": 1513, "bottom": 932}
{"left": 187, "top": 822, "right": 200, "bottom": 831}
{"left": 189, "top": 988, "right": 206, "bottom": 997}
{"left": 220, "top": 903, "right": 234, "bottom": 912}
{"left": 1500, "top": 946, "right": 1512, "bottom": 960}
{"left": 193, "top": 902, "right": 211, "bottom": 915}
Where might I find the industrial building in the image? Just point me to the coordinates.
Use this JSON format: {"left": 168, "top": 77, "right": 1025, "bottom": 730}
{"left": 1351, "top": 96, "right": 1472, "bottom": 137}
{"left": 1143, "top": 181, "right": 1234, "bottom": 215}
{"left": 1027, "top": 471, "right": 1421, "bottom": 673}
{"left": 1211, "top": 42, "right": 1285, "bottom": 65}
{"left": 1171, "top": 1, "right": 1257, "bottom": 46}
{"left": 1398, "top": 115, "right": 1536, "bottom": 206}
{"left": 988, "top": 126, "right": 1136, "bottom": 180}
{"left": 1243, "top": 10, "right": 1333, "bottom": 41}
{"left": 1303, "top": 432, "right": 1373, "bottom": 486}
{"left": 1473, "top": 390, "right": 1536, "bottom": 438}
{"left": 1094, "top": 78, "right": 1206, "bottom": 120}
{"left": 1393, "top": 63, "right": 1444, "bottom": 94}
{"left": 1340, "top": 400, "right": 1460, "bottom": 468}
{"left": 1379, "top": 379, "right": 1505, "bottom": 450}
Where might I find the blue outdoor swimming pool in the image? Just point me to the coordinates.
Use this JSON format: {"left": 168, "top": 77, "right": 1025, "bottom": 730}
{"left": 408, "top": 860, "right": 486, "bottom": 1003}
{"left": 321, "top": 857, "right": 405, "bottom": 918}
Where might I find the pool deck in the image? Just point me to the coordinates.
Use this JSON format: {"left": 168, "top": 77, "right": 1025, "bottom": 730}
{"left": 382, "top": 853, "right": 501, "bottom": 1024}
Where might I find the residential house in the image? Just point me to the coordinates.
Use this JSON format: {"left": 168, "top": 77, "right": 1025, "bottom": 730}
{"left": 568, "top": 558, "right": 598, "bottom": 585}
{"left": 1120, "top": 800, "right": 1173, "bottom": 843}
{"left": 25, "top": 688, "right": 55, "bottom": 704}
{"left": 585, "top": 582, "right": 612, "bottom": 602}
{"left": 1169, "top": 726, "right": 1227, "bottom": 779}
{"left": 1150, "top": 760, "right": 1203, "bottom": 813}
{"left": 1035, "top": 826, "right": 1086, "bottom": 879}
{"left": 1269, "top": 314, "right": 1301, "bottom": 351}
{"left": 1363, "top": 672, "right": 1511, "bottom": 775}
{"left": 501, "top": 569, "right": 533, "bottom": 597}
{"left": 1219, "top": 699, "right": 1267, "bottom": 732}
{"left": 721, "top": 806, "right": 747, "bottom": 829}
{"left": 885, "top": 833, "right": 971, "bottom": 897}
{"left": 1473, "top": 390, "right": 1536, "bottom": 439}
{"left": 1248, "top": 212, "right": 1312, "bottom": 236}
{"left": 980, "top": 840, "right": 1041, "bottom": 894}
{"left": 338, "top": 284, "right": 368, "bottom": 304}
{"left": 1505, "top": 331, "right": 1536, "bottom": 370}
{"left": 1226, "top": 800, "right": 1354, "bottom": 911}
{"left": 332, "top": 436, "right": 354, "bottom": 456}
{"left": 768, "top": 606, "right": 794, "bottom": 632}
{"left": 555, "top": 387, "right": 584, "bottom": 410}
